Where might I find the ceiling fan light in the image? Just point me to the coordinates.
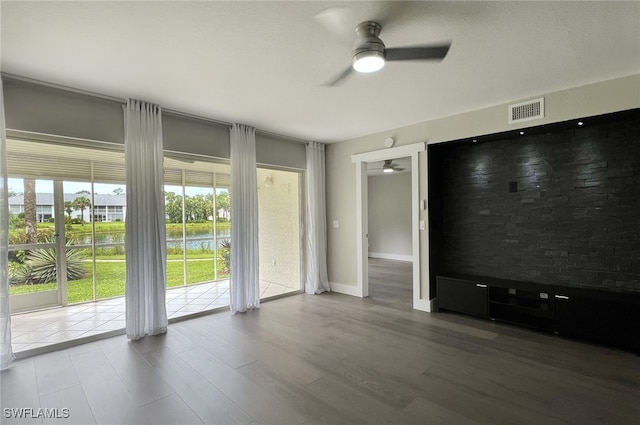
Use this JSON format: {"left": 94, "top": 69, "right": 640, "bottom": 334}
{"left": 382, "top": 167, "right": 394, "bottom": 173}
{"left": 352, "top": 51, "right": 385, "bottom": 73}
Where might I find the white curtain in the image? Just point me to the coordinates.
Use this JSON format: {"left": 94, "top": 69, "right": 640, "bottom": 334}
{"left": 305, "top": 142, "right": 330, "bottom": 294}
{"left": 124, "top": 99, "right": 168, "bottom": 340}
{"left": 0, "top": 79, "right": 15, "bottom": 369}
{"left": 229, "top": 123, "right": 259, "bottom": 313}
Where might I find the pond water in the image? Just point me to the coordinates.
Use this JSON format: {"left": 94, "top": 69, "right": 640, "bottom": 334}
{"left": 72, "top": 227, "right": 231, "bottom": 250}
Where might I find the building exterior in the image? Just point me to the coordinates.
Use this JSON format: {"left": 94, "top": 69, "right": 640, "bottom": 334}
{"left": 8, "top": 193, "right": 127, "bottom": 223}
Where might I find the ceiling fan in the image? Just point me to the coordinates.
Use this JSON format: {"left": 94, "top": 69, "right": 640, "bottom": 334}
{"left": 322, "top": 20, "right": 451, "bottom": 86}
{"left": 371, "top": 160, "right": 406, "bottom": 174}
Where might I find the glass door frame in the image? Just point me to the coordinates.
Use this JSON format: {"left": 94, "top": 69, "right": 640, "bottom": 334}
{"left": 9, "top": 180, "right": 67, "bottom": 313}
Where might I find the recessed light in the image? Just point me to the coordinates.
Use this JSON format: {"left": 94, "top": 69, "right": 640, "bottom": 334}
{"left": 578, "top": 121, "right": 584, "bottom": 126}
{"left": 519, "top": 131, "right": 525, "bottom": 135}
{"left": 472, "top": 139, "right": 478, "bottom": 143}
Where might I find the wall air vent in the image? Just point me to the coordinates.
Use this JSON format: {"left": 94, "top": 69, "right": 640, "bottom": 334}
{"left": 508, "top": 97, "right": 544, "bottom": 124}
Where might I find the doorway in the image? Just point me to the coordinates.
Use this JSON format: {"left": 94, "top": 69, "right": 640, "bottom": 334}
{"left": 367, "top": 157, "right": 413, "bottom": 310}
{"left": 350, "top": 142, "right": 426, "bottom": 310}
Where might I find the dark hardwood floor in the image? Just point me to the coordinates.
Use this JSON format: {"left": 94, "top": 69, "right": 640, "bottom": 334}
{"left": 368, "top": 257, "right": 413, "bottom": 311}
{"left": 2, "top": 264, "right": 639, "bottom": 424}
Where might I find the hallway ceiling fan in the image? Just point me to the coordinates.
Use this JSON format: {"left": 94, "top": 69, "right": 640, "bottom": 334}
{"left": 317, "top": 7, "right": 452, "bottom": 86}
{"left": 371, "top": 159, "right": 405, "bottom": 173}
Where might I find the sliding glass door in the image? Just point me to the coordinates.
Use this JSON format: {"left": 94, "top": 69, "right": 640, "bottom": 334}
{"left": 6, "top": 138, "right": 304, "bottom": 315}
{"left": 7, "top": 178, "right": 62, "bottom": 311}
{"left": 164, "top": 156, "right": 231, "bottom": 289}
{"left": 6, "top": 138, "right": 127, "bottom": 312}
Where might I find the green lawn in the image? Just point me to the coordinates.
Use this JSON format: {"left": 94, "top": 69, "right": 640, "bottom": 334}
{"left": 9, "top": 222, "right": 230, "bottom": 304}
{"left": 10, "top": 258, "right": 229, "bottom": 304}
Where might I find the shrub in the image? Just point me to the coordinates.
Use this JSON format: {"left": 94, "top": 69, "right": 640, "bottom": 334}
{"left": 26, "top": 246, "right": 87, "bottom": 284}
{"left": 8, "top": 249, "right": 25, "bottom": 264}
{"left": 8, "top": 227, "right": 56, "bottom": 245}
{"left": 8, "top": 262, "right": 32, "bottom": 285}
{"left": 220, "top": 239, "right": 231, "bottom": 274}
{"left": 9, "top": 212, "right": 24, "bottom": 230}
{"left": 48, "top": 217, "right": 55, "bottom": 223}
{"left": 166, "top": 246, "right": 184, "bottom": 256}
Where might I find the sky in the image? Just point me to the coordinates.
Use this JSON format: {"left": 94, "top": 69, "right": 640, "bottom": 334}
{"left": 8, "top": 178, "right": 225, "bottom": 197}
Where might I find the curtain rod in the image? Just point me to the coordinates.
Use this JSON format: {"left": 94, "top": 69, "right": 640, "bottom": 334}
{"left": 1, "top": 72, "right": 309, "bottom": 143}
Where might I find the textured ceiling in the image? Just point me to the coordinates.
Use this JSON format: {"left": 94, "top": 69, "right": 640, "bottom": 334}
{"left": 1, "top": 1, "right": 639, "bottom": 143}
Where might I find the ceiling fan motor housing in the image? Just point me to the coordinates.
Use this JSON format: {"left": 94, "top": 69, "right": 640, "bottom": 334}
{"left": 352, "top": 21, "right": 386, "bottom": 68}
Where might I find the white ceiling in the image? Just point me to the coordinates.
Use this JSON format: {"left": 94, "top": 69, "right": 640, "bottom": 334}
{"left": 1, "top": 1, "right": 639, "bottom": 143}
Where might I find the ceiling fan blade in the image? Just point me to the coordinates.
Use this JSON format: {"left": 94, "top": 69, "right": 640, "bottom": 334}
{"left": 393, "top": 167, "right": 406, "bottom": 172}
{"left": 322, "top": 66, "right": 354, "bottom": 87}
{"left": 385, "top": 43, "right": 451, "bottom": 62}
{"left": 314, "top": 6, "right": 354, "bottom": 45}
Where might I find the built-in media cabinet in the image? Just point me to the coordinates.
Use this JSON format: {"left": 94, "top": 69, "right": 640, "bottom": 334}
{"left": 436, "top": 275, "right": 640, "bottom": 354}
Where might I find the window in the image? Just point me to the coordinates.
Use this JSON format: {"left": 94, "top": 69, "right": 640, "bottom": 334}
{"left": 164, "top": 156, "right": 231, "bottom": 289}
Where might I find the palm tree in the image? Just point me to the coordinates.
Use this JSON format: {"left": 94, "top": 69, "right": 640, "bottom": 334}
{"left": 216, "top": 191, "right": 230, "bottom": 221}
{"left": 64, "top": 201, "right": 74, "bottom": 220}
{"left": 72, "top": 195, "right": 92, "bottom": 226}
{"left": 23, "top": 179, "right": 37, "bottom": 244}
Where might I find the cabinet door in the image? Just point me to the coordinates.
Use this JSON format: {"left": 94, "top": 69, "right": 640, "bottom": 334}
{"left": 555, "top": 294, "right": 639, "bottom": 352}
{"left": 437, "top": 277, "right": 488, "bottom": 318}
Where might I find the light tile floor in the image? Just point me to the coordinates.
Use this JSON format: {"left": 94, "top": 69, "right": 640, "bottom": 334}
{"left": 11, "top": 280, "right": 298, "bottom": 353}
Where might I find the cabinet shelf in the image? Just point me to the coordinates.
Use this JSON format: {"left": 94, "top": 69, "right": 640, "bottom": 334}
{"left": 489, "top": 299, "right": 554, "bottom": 319}
{"left": 488, "top": 286, "right": 553, "bottom": 328}
{"left": 490, "top": 306, "right": 554, "bottom": 330}
{"left": 489, "top": 295, "right": 551, "bottom": 311}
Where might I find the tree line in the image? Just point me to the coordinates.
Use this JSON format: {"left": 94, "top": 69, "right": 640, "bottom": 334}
{"left": 164, "top": 191, "right": 230, "bottom": 223}
{"left": 13, "top": 179, "right": 231, "bottom": 247}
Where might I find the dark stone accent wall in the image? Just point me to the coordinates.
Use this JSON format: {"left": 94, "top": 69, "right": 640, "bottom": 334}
{"left": 435, "top": 114, "right": 640, "bottom": 293}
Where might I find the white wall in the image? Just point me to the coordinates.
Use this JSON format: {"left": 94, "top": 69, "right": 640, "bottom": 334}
{"left": 257, "top": 168, "right": 301, "bottom": 290}
{"left": 326, "top": 74, "right": 640, "bottom": 302}
{"left": 367, "top": 172, "right": 412, "bottom": 260}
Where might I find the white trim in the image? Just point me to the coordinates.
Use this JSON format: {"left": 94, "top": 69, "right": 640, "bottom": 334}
{"left": 368, "top": 252, "right": 413, "bottom": 262}
{"left": 351, "top": 142, "right": 425, "bottom": 163}
{"left": 410, "top": 152, "right": 421, "bottom": 310}
{"left": 421, "top": 147, "right": 433, "bottom": 312}
{"left": 54, "top": 181, "right": 68, "bottom": 306}
{"left": 10, "top": 291, "right": 59, "bottom": 314}
{"left": 355, "top": 161, "right": 368, "bottom": 297}
{"left": 352, "top": 142, "right": 425, "bottom": 304}
{"left": 413, "top": 297, "right": 434, "bottom": 313}
{"left": 329, "top": 281, "right": 361, "bottom": 297}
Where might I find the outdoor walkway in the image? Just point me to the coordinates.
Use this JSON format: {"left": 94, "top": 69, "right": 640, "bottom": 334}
{"left": 10, "top": 280, "right": 298, "bottom": 355}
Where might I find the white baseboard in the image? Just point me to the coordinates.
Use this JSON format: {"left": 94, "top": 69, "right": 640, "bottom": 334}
{"left": 368, "top": 252, "right": 413, "bottom": 262}
{"left": 413, "top": 297, "right": 434, "bottom": 312}
{"left": 329, "top": 281, "right": 362, "bottom": 297}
